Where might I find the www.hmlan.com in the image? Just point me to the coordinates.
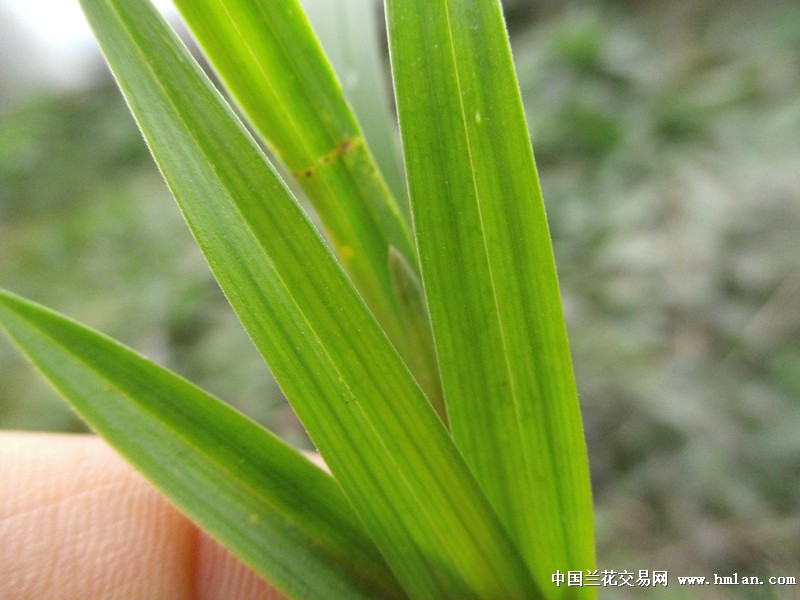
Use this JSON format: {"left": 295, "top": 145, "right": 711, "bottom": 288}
{"left": 551, "top": 569, "right": 797, "bottom": 588}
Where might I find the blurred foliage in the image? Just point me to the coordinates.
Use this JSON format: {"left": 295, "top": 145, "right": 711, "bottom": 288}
{"left": 1, "top": 0, "right": 798, "bottom": 595}
{"left": 0, "top": 82, "right": 302, "bottom": 442}
{"left": 512, "top": 0, "right": 800, "bottom": 593}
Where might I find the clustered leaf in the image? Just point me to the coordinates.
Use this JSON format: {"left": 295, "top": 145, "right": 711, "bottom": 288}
{"left": 0, "top": 289, "right": 404, "bottom": 600}
{"left": 0, "top": 1, "right": 595, "bottom": 599}
{"left": 171, "top": 0, "right": 443, "bottom": 410}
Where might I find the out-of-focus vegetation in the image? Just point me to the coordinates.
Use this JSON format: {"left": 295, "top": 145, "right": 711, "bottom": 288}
{"left": 1, "top": 0, "right": 798, "bottom": 595}
{"left": 511, "top": 3, "right": 800, "bottom": 594}
{"left": 0, "top": 14, "right": 294, "bottom": 438}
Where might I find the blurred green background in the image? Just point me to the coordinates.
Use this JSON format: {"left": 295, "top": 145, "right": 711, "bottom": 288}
{"left": 1, "top": 0, "right": 798, "bottom": 597}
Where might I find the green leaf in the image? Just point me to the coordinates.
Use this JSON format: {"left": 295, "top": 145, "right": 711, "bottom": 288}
{"left": 388, "top": 247, "right": 446, "bottom": 423}
{"left": 300, "top": 0, "right": 407, "bottom": 206}
{"left": 171, "top": 0, "right": 416, "bottom": 356}
{"left": 76, "top": 0, "right": 536, "bottom": 597}
{"left": 386, "top": 0, "right": 596, "bottom": 593}
{"left": 172, "top": 0, "right": 442, "bottom": 416}
{"left": 0, "top": 289, "right": 405, "bottom": 600}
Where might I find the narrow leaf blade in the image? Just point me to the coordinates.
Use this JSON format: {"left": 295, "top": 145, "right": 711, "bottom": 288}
{"left": 387, "top": 0, "right": 596, "bottom": 592}
{"left": 171, "top": 0, "right": 418, "bottom": 359}
{"left": 300, "top": 0, "right": 407, "bottom": 205}
{"left": 388, "top": 247, "right": 445, "bottom": 422}
{"left": 77, "top": 1, "right": 536, "bottom": 597}
{"left": 0, "top": 289, "right": 405, "bottom": 600}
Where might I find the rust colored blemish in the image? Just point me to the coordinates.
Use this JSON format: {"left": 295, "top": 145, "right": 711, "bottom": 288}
{"left": 293, "top": 137, "right": 363, "bottom": 183}
{"left": 338, "top": 139, "right": 353, "bottom": 154}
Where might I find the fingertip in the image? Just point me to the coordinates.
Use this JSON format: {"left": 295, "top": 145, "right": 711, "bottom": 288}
{"left": 193, "top": 531, "right": 284, "bottom": 600}
{"left": 0, "top": 432, "right": 282, "bottom": 600}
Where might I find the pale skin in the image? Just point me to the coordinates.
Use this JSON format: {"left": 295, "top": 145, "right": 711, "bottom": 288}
{"left": 0, "top": 432, "right": 286, "bottom": 600}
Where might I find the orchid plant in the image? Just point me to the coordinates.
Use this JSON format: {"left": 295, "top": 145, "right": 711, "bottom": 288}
{"left": 0, "top": 0, "right": 595, "bottom": 598}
